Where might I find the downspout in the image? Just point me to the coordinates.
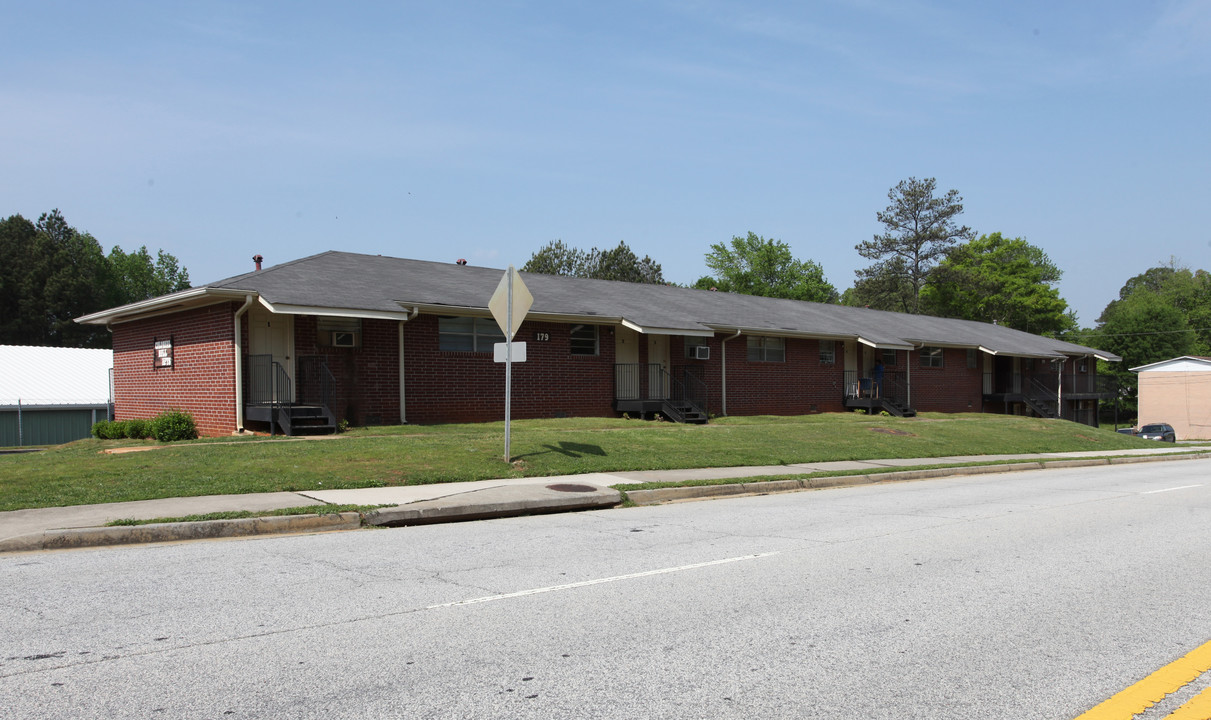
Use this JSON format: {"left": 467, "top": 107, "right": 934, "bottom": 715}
{"left": 399, "top": 306, "right": 419, "bottom": 424}
{"left": 907, "top": 345, "right": 913, "bottom": 409}
{"left": 720, "top": 329, "right": 742, "bottom": 416}
{"left": 1057, "top": 358, "right": 1064, "bottom": 420}
{"left": 233, "top": 294, "right": 255, "bottom": 433}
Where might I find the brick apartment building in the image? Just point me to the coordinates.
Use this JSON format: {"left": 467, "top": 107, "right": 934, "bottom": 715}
{"left": 77, "top": 251, "right": 1121, "bottom": 436}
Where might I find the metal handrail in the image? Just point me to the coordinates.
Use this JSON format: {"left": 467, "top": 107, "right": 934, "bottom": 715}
{"left": 1025, "top": 376, "right": 1058, "bottom": 417}
{"left": 296, "top": 355, "right": 335, "bottom": 409}
{"left": 613, "top": 363, "right": 707, "bottom": 419}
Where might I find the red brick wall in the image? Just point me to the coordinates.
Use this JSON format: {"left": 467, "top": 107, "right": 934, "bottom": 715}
{"left": 911, "top": 347, "right": 983, "bottom": 413}
{"left": 698, "top": 335, "right": 848, "bottom": 416}
{"left": 403, "top": 315, "right": 616, "bottom": 424}
{"left": 113, "top": 304, "right": 1047, "bottom": 432}
{"left": 292, "top": 316, "right": 402, "bottom": 426}
{"left": 112, "top": 303, "right": 237, "bottom": 436}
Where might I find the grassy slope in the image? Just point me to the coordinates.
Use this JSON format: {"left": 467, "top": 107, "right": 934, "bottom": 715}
{"left": 0, "top": 413, "right": 1158, "bottom": 512}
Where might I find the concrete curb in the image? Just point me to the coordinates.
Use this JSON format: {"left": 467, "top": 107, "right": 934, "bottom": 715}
{"left": 623, "top": 454, "right": 1210, "bottom": 506}
{"left": 365, "top": 483, "right": 622, "bottom": 526}
{"left": 0, "top": 512, "right": 362, "bottom": 553}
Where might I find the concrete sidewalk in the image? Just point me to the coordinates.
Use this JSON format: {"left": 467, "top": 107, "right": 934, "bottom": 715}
{"left": 2, "top": 446, "right": 1206, "bottom": 553}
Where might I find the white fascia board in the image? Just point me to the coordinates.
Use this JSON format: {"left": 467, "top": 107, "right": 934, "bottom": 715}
{"left": 858, "top": 336, "right": 914, "bottom": 350}
{"left": 76, "top": 287, "right": 251, "bottom": 325}
{"left": 258, "top": 300, "right": 417, "bottom": 321}
{"left": 526, "top": 311, "right": 624, "bottom": 325}
{"left": 399, "top": 303, "right": 627, "bottom": 326}
{"left": 988, "top": 349, "right": 1066, "bottom": 359}
{"left": 404, "top": 303, "right": 488, "bottom": 318}
{"left": 903, "top": 339, "right": 980, "bottom": 350}
{"left": 621, "top": 319, "right": 714, "bottom": 337}
{"left": 710, "top": 325, "right": 854, "bottom": 341}
{"left": 1093, "top": 353, "right": 1122, "bottom": 363}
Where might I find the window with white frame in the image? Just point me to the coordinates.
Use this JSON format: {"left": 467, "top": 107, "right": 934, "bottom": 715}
{"left": 882, "top": 349, "right": 897, "bottom": 366}
{"left": 747, "top": 336, "right": 785, "bottom": 362}
{"left": 819, "top": 339, "right": 835, "bottom": 364}
{"left": 438, "top": 316, "right": 504, "bottom": 352}
{"left": 569, "top": 324, "right": 598, "bottom": 355}
{"left": 920, "top": 346, "right": 944, "bottom": 368}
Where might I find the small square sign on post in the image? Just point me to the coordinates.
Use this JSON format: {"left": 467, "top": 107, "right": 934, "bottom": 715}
{"left": 493, "top": 342, "right": 526, "bottom": 363}
{"left": 487, "top": 266, "right": 533, "bottom": 462}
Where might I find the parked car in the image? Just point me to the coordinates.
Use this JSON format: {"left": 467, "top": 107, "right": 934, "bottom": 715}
{"left": 1115, "top": 427, "right": 1137, "bottom": 435}
{"left": 1137, "top": 423, "right": 1176, "bottom": 442}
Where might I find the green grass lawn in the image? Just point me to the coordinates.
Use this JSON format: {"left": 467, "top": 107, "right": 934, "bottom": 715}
{"left": 0, "top": 413, "right": 1165, "bottom": 512}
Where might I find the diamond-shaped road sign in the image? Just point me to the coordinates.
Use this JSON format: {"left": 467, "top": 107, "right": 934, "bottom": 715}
{"left": 488, "top": 265, "right": 532, "bottom": 340}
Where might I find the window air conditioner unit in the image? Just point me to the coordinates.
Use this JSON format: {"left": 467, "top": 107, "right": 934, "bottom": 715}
{"left": 693, "top": 345, "right": 710, "bottom": 360}
{"left": 332, "top": 331, "right": 358, "bottom": 348}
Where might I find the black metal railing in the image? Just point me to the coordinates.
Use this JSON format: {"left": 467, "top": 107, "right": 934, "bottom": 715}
{"left": 843, "top": 369, "right": 908, "bottom": 406}
{"left": 1060, "top": 375, "right": 1118, "bottom": 396}
{"left": 1025, "top": 376, "right": 1058, "bottom": 418}
{"left": 672, "top": 366, "right": 708, "bottom": 417}
{"left": 984, "top": 372, "right": 1117, "bottom": 399}
{"left": 296, "top": 355, "right": 336, "bottom": 410}
{"left": 246, "top": 354, "right": 290, "bottom": 406}
{"left": 882, "top": 371, "right": 909, "bottom": 409}
{"left": 614, "top": 363, "right": 707, "bottom": 420}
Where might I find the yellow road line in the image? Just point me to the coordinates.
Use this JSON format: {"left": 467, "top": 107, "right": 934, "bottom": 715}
{"left": 1073, "top": 640, "right": 1211, "bottom": 720}
{"left": 1166, "top": 686, "right": 1211, "bottom": 720}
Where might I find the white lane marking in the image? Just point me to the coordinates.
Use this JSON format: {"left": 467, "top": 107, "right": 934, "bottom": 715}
{"left": 426, "top": 552, "right": 781, "bottom": 609}
{"left": 1141, "top": 484, "right": 1204, "bottom": 495}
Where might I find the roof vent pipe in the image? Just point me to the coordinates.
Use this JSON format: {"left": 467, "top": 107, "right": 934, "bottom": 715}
{"left": 253, "top": 254, "right": 263, "bottom": 271}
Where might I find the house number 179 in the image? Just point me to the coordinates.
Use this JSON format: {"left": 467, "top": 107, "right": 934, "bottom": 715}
{"left": 534, "top": 332, "right": 550, "bottom": 341}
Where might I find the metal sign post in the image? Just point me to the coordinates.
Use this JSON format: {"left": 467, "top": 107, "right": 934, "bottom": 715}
{"left": 488, "top": 265, "right": 533, "bottom": 462}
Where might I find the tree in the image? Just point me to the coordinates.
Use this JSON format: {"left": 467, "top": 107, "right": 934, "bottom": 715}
{"left": 920, "top": 232, "right": 1075, "bottom": 335}
{"left": 854, "top": 177, "right": 974, "bottom": 313}
{"left": 693, "top": 232, "right": 837, "bottom": 303}
{"left": 0, "top": 209, "right": 191, "bottom": 348}
{"left": 1093, "top": 290, "right": 1195, "bottom": 419}
{"left": 1097, "top": 261, "right": 1211, "bottom": 355}
{"left": 0, "top": 214, "right": 39, "bottom": 343}
{"left": 520, "top": 239, "right": 584, "bottom": 278}
{"left": 1083, "top": 260, "right": 1210, "bottom": 421}
{"left": 31, "top": 209, "right": 110, "bottom": 347}
{"left": 106, "top": 245, "right": 191, "bottom": 307}
{"left": 522, "top": 240, "right": 665, "bottom": 284}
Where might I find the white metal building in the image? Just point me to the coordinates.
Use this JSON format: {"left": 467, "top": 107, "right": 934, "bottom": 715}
{"left": 0, "top": 345, "right": 113, "bottom": 446}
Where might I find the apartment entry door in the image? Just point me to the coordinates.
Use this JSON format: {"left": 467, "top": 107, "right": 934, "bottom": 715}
{"left": 248, "top": 306, "right": 294, "bottom": 402}
{"left": 646, "top": 334, "right": 670, "bottom": 399}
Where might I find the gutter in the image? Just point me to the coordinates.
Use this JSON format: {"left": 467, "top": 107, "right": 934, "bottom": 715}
{"left": 233, "top": 294, "right": 256, "bottom": 432}
{"left": 76, "top": 287, "right": 252, "bottom": 326}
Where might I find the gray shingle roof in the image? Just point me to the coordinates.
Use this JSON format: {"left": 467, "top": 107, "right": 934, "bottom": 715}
{"left": 94, "top": 250, "right": 1119, "bottom": 361}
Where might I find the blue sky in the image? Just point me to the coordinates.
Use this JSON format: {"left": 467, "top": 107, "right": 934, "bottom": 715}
{"left": 4, "top": 0, "right": 1209, "bottom": 326}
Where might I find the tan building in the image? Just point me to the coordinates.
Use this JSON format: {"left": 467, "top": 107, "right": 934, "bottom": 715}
{"left": 1131, "top": 356, "right": 1211, "bottom": 440}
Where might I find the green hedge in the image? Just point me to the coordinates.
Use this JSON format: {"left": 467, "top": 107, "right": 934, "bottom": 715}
{"left": 92, "top": 410, "right": 197, "bottom": 442}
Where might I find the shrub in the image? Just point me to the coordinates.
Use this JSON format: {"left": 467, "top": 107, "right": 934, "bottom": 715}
{"left": 91, "top": 420, "right": 113, "bottom": 439}
{"left": 124, "top": 419, "right": 150, "bottom": 439}
{"left": 150, "top": 410, "right": 197, "bottom": 442}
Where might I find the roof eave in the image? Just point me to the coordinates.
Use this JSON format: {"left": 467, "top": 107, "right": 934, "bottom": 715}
{"left": 75, "top": 288, "right": 255, "bottom": 326}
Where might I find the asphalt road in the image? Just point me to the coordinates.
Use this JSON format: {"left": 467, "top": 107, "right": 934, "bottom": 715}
{"left": 2, "top": 460, "right": 1209, "bottom": 719}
